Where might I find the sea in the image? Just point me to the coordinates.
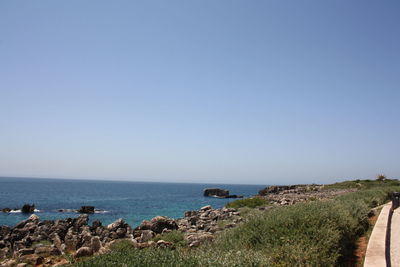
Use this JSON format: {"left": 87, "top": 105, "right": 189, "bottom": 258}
{"left": 0, "top": 177, "right": 264, "bottom": 227}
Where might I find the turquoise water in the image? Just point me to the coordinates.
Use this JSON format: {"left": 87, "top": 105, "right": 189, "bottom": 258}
{"left": 0, "top": 177, "right": 264, "bottom": 227}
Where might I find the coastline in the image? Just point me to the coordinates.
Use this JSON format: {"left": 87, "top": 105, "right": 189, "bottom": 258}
{"left": 1, "top": 182, "right": 356, "bottom": 266}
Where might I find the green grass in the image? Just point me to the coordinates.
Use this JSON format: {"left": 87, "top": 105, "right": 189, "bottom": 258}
{"left": 324, "top": 178, "right": 400, "bottom": 190}
{"left": 225, "top": 197, "right": 268, "bottom": 209}
{"left": 68, "top": 180, "right": 400, "bottom": 267}
{"left": 152, "top": 230, "right": 187, "bottom": 247}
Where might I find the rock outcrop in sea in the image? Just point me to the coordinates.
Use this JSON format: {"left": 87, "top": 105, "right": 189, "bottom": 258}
{"left": 203, "top": 188, "right": 243, "bottom": 198}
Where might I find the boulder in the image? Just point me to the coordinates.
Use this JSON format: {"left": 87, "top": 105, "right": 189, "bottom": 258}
{"left": 73, "top": 214, "right": 89, "bottom": 230}
{"left": 200, "top": 205, "right": 212, "bottom": 211}
{"left": 140, "top": 230, "right": 155, "bottom": 242}
{"left": 136, "top": 216, "right": 178, "bottom": 234}
{"left": 75, "top": 246, "right": 93, "bottom": 258}
{"left": 18, "top": 248, "right": 34, "bottom": 256}
{"left": 90, "top": 236, "right": 102, "bottom": 253}
{"left": 21, "top": 204, "right": 35, "bottom": 213}
{"left": 156, "top": 240, "right": 175, "bottom": 249}
{"left": 107, "top": 218, "right": 128, "bottom": 232}
{"left": 78, "top": 206, "right": 95, "bottom": 214}
{"left": 28, "top": 214, "right": 39, "bottom": 223}
{"left": 149, "top": 216, "right": 178, "bottom": 234}
{"left": 184, "top": 211, "right": 199, "bottom": 218}
{"left": 64, "top": 232, "right": 79, "bottom": 252}
{"left": 91, "top": 220, "right": 102, "bottom": 230}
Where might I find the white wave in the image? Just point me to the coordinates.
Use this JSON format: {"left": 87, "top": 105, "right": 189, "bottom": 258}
{"left": 6, "top": 209, "right": 40, "bottom": 213}
{"left": 9, "top": 209, "right": 21, "bottom": 213}
{"left": 94, "top": 210, "right": 109, "bottom": 214}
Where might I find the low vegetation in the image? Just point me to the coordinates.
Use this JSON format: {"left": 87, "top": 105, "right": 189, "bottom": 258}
{"left": 323, "top": 178, "right": 399, "bottom": 190}
{"left": 152, "top": 230, "right": 187, "bottom": 247}
{"left": 225, "top": 196, "right": 268, "bottom": 209}
{"left": 69, "top": 179, "right": 400, "bottom": 267}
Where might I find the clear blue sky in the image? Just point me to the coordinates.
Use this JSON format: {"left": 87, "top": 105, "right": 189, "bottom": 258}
{"left": 0, "top": 1, "right": 399, "bottom": 184}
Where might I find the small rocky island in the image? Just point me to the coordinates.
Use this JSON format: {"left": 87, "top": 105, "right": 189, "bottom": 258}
{"left": 203, "top": 188, "right": 243, "bottom": 198}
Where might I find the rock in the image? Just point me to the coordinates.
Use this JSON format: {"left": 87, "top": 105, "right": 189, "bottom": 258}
{"left": 156, "top": 240, "right": 175, "bottom": 249}
{"left": 28, "top": 214, "right": 39, "bottom": 223}
{"left": 73, "top": 214, "right": 89, "bottom": 230}
{"left": 107, "top": 218, "right": 127, "bottom": 231}
{"left": 200, "top": 205, "right": 212, "bottom": 211}
{"left": 185, "top": 232, "right": 214, "bottom": 245}
{"left": 36, "top": 256, "right": 44, "bottom": 265}
{"left": 140, "top": 230, "right": 155, "bottom": 242}
{"left": 18, "top": 248, "right": 35, "bottom": 256}
{"left": 75, "top": 246, "right": 93, "bottom": 258}
{"left": 149, "top": 216, "right": 178, "bottom": 234}
{"left": 34, "top": 245, "right": 61, "bottom": 256}
{"left": 1, "top": 208, "right": 11, "bottom": 213}
{"left": 65, "top": 232, "right": 79, "bottom": 252}
{"left": 91, "top": 236, "right": 102, "bottom": 253}
{"left": 17, "top": 263, "right": 28, "bottom": 267}
{"left": 81, "top": 231, "right": 93, "bottom": 247}
{"left": 98, "top": 246, "right": 110, "bottom": 254}
{"left": 203, "top": 188, "right": 242, "bottom": 198}
{"left": 116, "top": 227, "right": 127, "bottom": 238}
{"left": 184, "top": 211, "right": 199, "bottom": 217}
{"left": 136, "top": 220, "right": 152, "bottom": 231}
{"left": 91, "top": 220, "right": 102, "bottom": 229}
{"left": 136, "top": 216, "right": 177, "bottom": 234}
{"left": 258, "top": 185, "right": 297, "bottom": 196}
{"left": 21, "top": 204, "right": 35, "bottom": 213}
{"left": 0, "top": 247, "right": 9, "bottom": 260}
{"left": 189, "top": 240, "right": 201, "bottom": 247}
{"left": 51, "top": 233, "right": 64, "bottom": 253}
{"left": 137, "top": 241, "right": 156, "bottom": 249}
{"left": 78, "top": 206, "right": 95, "bottom": 214}
{"left": 1, "top": 259, "right": 17, "bottom": 267}
{"left": 203, "top": 188, "right": 229, "bottom": 197}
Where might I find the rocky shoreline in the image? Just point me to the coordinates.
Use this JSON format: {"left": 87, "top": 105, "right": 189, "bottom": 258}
{"left": 0, "top": 205, "right": 242, "bottom": 266}
{"left": 0, "top": 184, "right": 356, "bottom": 266}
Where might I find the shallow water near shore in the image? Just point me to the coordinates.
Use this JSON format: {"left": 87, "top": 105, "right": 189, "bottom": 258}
{"left": 0, "top": 177, "right": 263, "bottom": 227}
